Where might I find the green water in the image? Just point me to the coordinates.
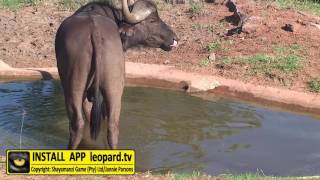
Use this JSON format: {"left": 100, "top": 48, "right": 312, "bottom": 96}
{"left": 0, "top": 80, "right": 320, "bottom": 176}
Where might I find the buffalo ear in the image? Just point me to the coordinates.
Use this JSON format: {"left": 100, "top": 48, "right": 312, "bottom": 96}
{"left": 119, "top": 25, "right": 134, "bottom": 37}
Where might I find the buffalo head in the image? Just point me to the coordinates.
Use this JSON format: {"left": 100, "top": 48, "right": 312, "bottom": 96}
{"left": 119, "top": 0, "right": 178, "bottom": 51}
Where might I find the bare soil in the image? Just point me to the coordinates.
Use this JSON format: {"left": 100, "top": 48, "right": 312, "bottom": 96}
{"left": 0, "top": 0, "right": 320, "bottom": 93}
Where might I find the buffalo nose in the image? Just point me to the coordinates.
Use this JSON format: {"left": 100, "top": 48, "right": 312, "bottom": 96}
{"left": 170, "top": 40, "right": 178, "bottom": 48}
{"left": 170, "top": 37, "right": 179, "bottom": 48}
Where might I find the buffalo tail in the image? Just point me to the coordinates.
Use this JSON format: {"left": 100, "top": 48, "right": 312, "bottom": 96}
{"left": 90, "top": 19, "right": 103, "bottom": 140}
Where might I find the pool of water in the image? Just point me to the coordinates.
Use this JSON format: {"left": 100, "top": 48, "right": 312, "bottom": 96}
{"left": 0, "top": 80, "right": 320, "bottom": 176}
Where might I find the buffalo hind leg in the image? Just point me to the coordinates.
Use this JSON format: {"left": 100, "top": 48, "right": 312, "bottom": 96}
{"left": 65, "top": 90, "right": 86, "bottom": 150}
{"left": 108, "top": 105, "right": 122, "bottom": 149}
{"left": 83, "top": 98, "right": 92, "bottom": 123}
{"left": 102, "top": 90, "right": 123, "bottom": 149}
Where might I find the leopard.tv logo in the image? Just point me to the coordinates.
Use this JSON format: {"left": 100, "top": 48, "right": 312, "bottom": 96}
{"left": 7, "top": 151, "right": 30, "bottom": 174}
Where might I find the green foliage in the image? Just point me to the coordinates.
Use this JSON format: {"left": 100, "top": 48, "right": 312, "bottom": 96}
{"left": 172, "top": 171, "right": 202, "bottom": 180}
{"left": 217, "top": 44, "right": 306, "bottom": 77}
{"left": 276, "top": 54, "right": 302, "bottom": 72}
{"left": 237, "top": 53, "right": 302, "bottom": 74}
{"left": 220, "top": 173, "right": 293, "bottom": 180}
{"left": 58, "top": 0, "right": 92, "bottom": 10}
{"left": 206, "top": 41, "right": 224, "bottom": 52}
{"left": 190, "top": 3, "right": 205, "bottom": 14}
{"left": 274, "top": 0, "right": 320, "bottom": 15}
{"left": 308, "top": 79, "right": 320, "bottom": 93}
{"left": 192, "top": 21, "right": 228, "bottom": 34}
{"left": 274, "top": 43, "right": 305, "bottom": 54}
{"left": 199, "top": 57, "right": 213, "bottom": 67}
{"left": 170, "top": 172, "right": 298, "bottom": 180}
{"left": 192, "top": 23, "right": 215, "bottom": 32}
{"left": 0, "top": 0, "right": 96, "bottom": 10}
{"left": 0, "top": 0, "right": 40, "bottom": 9}
{"left": 155, "top": 0, "right": 172, "bottom": 11}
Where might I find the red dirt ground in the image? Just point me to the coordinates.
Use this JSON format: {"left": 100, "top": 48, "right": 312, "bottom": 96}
{"left": 0, "top": 0, "right": 319, "bottom": 93}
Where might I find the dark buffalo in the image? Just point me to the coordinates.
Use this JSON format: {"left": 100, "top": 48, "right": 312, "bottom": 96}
{"left": 55, "top": 0, "right": 178, "bottom": 149}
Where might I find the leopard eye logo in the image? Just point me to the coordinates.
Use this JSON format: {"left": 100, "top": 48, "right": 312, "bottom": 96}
{"left": 8, "top": 152, "right": 30, "bottom": 174}
{"left": 13, "top": 158, "right": 26, "bottom": 167}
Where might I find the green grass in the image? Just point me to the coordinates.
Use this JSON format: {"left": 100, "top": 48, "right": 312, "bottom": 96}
{"left": 217, "top": 44, "right": 306, "bottom": 77}
{"left": 0, "top": 0, "right": 40, "bottom": 9}
{"left": 274, "top": 0, "right": 320, "bottom": 15}
{"left": 189, "top": 3, "right": 205, "bottom": 14}
{"left": 191, "top": 21, "right": 228, "bottom": 34}
{"left": 58, "top": 0, "right": 92, "bottom": 10}
{"left": 192, "top": 23, "right": 214, "bottom": 32}
{"left": 240, "top": 53, "right": 302, "bottom": 74}
{"left": 308, "top": 79, "right": 320, "bottom": 93}
{"left": 0, "top": 0, "right": 94, "bottom": 10}
{"left": 206, "top": 41, "right": 224, "bottom": 52}
{"left": 169, "top": 172, "right": 315, "bottom": 180}
{"left": 273, "top": 44, "right": 305, "bottom": 54}
{"left": 199, "top": 57, "right": 213, "bottom": 67}
{"left": 219, "top": 174, "right": 293, "bottom": 180}
{"left": 156, "top": 0, "right": 173, "bottom": 11}
{"left": 276, "top": 54, "right": 302, "bottom": 72}
{"left": 172, "top": 171, "right": 203, "bottom": 180}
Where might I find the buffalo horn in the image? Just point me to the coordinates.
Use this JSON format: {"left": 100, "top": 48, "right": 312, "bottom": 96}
{"left": 122, "top": 0, "right": 152, "bottom": 24}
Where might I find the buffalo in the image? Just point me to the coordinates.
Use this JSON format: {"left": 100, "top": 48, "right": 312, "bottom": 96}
{"left": 55, "top": 0, "right": 178, "bottom": 149}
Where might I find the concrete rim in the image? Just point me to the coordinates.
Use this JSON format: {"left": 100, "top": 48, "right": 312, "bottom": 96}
{"left": 0, "top": 60, "right": 319, "bottom": 116}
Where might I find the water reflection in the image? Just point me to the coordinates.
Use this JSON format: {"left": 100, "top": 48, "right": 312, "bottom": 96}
{"left": 0, "top": 81, "right": 68, "bottom": 150}
{"left": 118, "top": 87, "right": 262, "bottom": 173}
{"left": 0, "top": 81, "right": 320, "bottom": 176}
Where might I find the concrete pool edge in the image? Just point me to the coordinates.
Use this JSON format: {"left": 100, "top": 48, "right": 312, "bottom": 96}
{"left": 0, "top": 60, "right": 319, "bottom": 115}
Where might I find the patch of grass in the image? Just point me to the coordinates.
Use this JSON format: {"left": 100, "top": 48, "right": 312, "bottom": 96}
{"left": 172, "top": 171, "right": 203, "bottom": 180}
{"left": 189, "top": 3, "right": 205, "bottom": 14}
{"left": 191, "top": 21, "right": 228, "bottom": 33}
{"left": 155, "top": 0, "right": 172, "bottom": 11}
{"left": 274, "top": 43, "right": 305, "bottom": 54}
{"left": 199, "top": 57, "right": 213, "bottom": 67}
{"left": 220, "top": 174, "right": 293, "bottom": 180}
{"left": 217, "top": 44, "right": 306, "bottom": 77}
{"left": 276, "top": 54, "right": 302, "bottom": 72}
{"left": 191, "top": 23, "right": 215, "bottom": 32}
{"left": 272, "top": 44, "right": 306, "bottom": 72}
{"left": 289, "top": 43, "right": 304, "bottom": 50}
{"left": 243, "top": 54, "right": 273, "bottom": 64}
{"left": 0, "top": 0, "right": 40, "bottom": 9}
{"left": 220, "top": 57, "right": 233, "bottom": 65}
{"left": 191, "top": 23, "right": 204, "bottom": 30}
{"left": 170, "top": 172, "right": 297, "bottom": 180}
{"left": 274, "top": 0, "right": 320, "bottom": 16}
{"left": 206, "top": 41, "right": 224, "bottom": 52}
{"left": 308, "top": 79, "right": 320, "bottom": 93}
{"left": 206, "top": 25, "right": 215, "bottom": 32}
{"left": 239, "top": 54, "right": 276, "bottom": 74}
{"left": 58, "top": 0, "right": 91, "bottom": 10}
{"left": 238, "top": 53, "right": 302, "bottom": 74}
